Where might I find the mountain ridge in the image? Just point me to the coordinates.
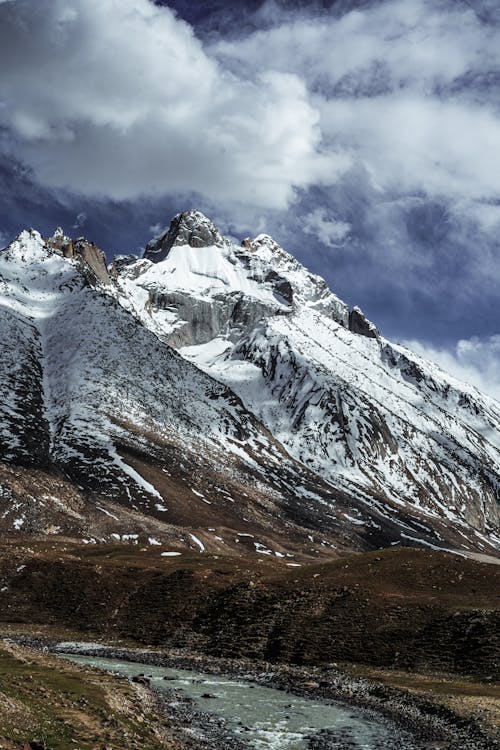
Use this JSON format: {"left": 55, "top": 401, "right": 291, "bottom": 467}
{"left": 0, "top": 213, "right": 498, "bottom": 560}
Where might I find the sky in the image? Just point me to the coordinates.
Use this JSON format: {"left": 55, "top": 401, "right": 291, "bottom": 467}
{"left": 0, "top": 0, "right": 499, "bottom": 400}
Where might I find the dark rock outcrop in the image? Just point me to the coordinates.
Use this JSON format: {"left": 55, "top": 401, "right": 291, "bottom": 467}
{"left": 348, "top": 306, "right": 379, "bottom": 339}
{"left": 265, "top": 270, "right": 293, "bottom": 305}
{"left": 144, "top": 210, "right": 224, "bottom": 263}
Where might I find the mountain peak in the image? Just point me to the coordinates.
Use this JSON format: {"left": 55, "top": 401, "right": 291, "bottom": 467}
{"left": 1, "top": 229, "right": 48, "bottom": 264}
{"left": 144, "top": 209, "right": 225, "bottom": 263}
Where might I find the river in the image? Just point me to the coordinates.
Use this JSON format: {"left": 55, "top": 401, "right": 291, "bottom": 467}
{"left": 63, "top": 653, "right": 405, "bottom": 749}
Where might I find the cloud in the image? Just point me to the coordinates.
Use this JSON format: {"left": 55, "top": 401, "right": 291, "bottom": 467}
{"left": 319, "top": 97, "right": 500, "bottom": 201}
{"left": 2, "top": 0, "right": 500, "bottom": 221}
{"left": 303, "top": 208, "right": 350, "bottom": 248}
{"left": 214, "top": 0, "right": 500, "bottom": 211}
{"left": 0, "top": 0, "right": 347, "bottom": 208}
{"left": 73, "top": 212, "right": 87, "bottom": 231}
{"left": 0, "top": 0, "right": 499, "bottom": 353}
{"left": 405, "top": 336, "right": 500, "bottom": 403}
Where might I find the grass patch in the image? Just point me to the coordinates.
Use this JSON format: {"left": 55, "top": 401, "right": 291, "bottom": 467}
{"left": 0, "top": 643, "right": 176, "bottom": 749}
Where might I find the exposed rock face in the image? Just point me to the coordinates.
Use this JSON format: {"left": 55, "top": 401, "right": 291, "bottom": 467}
{"left": 264, "top": 271, "right": 293, "bottom": 305}
{"left": 146, "top": 289, "right": 277, "bottom": 348}
{"left": 72, "top": 240, "right": 111, "bottom": 285}
{"left": 47, "top": 228, "right": 110, "bottom": 285}
{"left": 144, "top": 210, "right": 224, "bottom": 263}
{"left": 348, "top": 306, "right": 379, "bottom": 339}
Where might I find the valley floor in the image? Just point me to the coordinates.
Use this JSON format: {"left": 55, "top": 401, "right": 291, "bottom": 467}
{"left": 0, "top": 635, "right": 498, "bottom": 750}
{"left": 0, "top": 543, "right": 498, "bottom": 748}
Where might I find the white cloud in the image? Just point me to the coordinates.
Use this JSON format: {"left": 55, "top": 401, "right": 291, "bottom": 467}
{"left": 218, "top": 0, "right": 498, "bottom": 92}
{"left": 405, "top": 336, "right": 500, "bottom": 402}
{"left": 215, "top": 0, "right": 500, "bottom": 224}
{"left": 1, "top": 0, "right": 500, "bottom": 266}
{"left": 0, "top": 0, "right": 347, "bottom": 208}
{"left": 303, "top": 208, "right": 350, "bottom": 248}
{"left": 319, "top": 96, "right": 500, "bottom": 200}
{"left": 72, "top": 212, "right": 87, "bottom": 230}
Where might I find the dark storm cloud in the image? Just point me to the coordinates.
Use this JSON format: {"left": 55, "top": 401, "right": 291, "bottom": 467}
{"left": 0, "top": 0, "right": 499, "bottom": 398}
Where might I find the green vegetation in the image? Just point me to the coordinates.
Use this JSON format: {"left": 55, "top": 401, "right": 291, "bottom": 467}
{"left": 0, "top": 643, "right": 176, "bottom": 749}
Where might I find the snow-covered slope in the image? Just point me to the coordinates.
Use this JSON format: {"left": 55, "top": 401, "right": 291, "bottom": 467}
{"left": 0, "top": 216, "right": 498, "bottom": 557}
{"left": 0, "top": 228, "right": 401, "bottom": 557}
{"left": 113, "top": 211, "right": 500, "bottom": 556}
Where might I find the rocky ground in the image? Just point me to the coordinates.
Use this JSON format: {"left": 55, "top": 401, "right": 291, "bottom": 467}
{"left": 0, "top": 641, "right": 178, "bottom": 749}
{"left": 1, "top": 638, "right": 498, "bottom": 750}
{"left": 0, "top": 542, "right": 497, "bottom": 749}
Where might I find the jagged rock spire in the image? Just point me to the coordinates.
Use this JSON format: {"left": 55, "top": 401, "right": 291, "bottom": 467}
{"left": 144, "top": 210, "right": 224, "bottom": 263}
{"left": 46, "top": 229, "right": 110, "bottom": 285}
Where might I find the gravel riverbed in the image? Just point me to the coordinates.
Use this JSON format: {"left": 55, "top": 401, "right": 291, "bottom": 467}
{"left": 5, "top": 637, "right": 499, "bottom": 750}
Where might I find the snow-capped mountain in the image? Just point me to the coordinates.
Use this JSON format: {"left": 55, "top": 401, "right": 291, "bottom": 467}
{"left": 0, "top": 213, "right": 498, "bottom": 558}
{"left": 0, "top": 228, "right": 394, "bottom": 557}
{"left": 113, "top": 211, "right": 500, "bottom": 556}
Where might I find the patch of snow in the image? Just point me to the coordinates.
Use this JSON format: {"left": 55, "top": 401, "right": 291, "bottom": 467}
{"left": 254, "top": 542, "right": 273, "bottom": 555}
{"left": 108, "top": 447, "right": 162, "bottom": 500}
{"left": 121, "top": 534, "right": 139, "bottom": 542}
{"left": 400, "top": 534, "right": 466, "bottom": 556}
{"left": 189, "top": 533, "right": 205, "bottom": 552}
{"left": 343, "top": 513, "right": 365, "bottom": 526}
{"left": 95, "top": 505, "right": 119, "bottom": 521}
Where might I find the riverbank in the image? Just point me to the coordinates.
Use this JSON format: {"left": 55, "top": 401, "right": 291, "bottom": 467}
{"left": 5, "top": 636, "right": 499, "bottom": 750}
{"left": 0, "top": 640, "right": 178, "bottom": 749}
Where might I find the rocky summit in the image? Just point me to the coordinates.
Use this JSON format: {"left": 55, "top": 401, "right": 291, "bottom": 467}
{"left": 0, "top": 212, "right": 498, "bottom": 560}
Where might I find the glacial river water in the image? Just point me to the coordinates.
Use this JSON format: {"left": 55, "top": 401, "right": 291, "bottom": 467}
{"left": 62, "top": 654, "right": 403, "bottom": 749}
